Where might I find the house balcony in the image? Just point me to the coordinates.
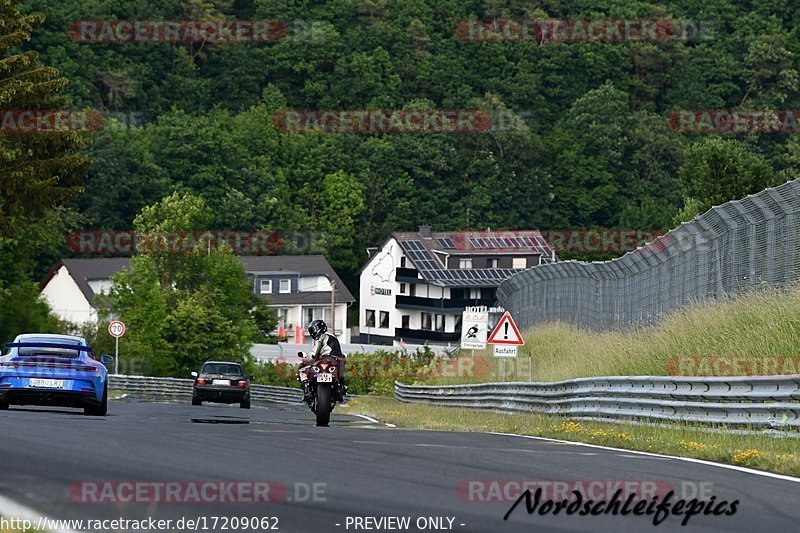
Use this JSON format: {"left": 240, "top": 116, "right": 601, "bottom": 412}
{"left": 394, "top": 328, "right": 461, "bottom": 343}
{"left": 395, "top": 295, "right": 495, "bottom": 312}
{"left": 395, "top": 267, "right": 421, "bottom": 282}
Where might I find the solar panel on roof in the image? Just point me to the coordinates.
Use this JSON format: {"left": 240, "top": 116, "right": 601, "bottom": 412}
{"left": 398, "top": 238, "right": 537, "bottom": 287}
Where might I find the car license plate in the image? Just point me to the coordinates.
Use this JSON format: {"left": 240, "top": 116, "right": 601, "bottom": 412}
{"left": 30, "top": 378, "right": 64, "bottom": 389}
{"left": 212, "top": 379, "right": 231, "bottom": 386}
{"left": 317, "top": 373, "right": 333, "bottom": 383}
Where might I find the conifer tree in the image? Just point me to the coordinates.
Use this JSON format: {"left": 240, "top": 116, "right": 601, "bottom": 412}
{"left": 0, "top": 0, "right": 89, "bottom": 236}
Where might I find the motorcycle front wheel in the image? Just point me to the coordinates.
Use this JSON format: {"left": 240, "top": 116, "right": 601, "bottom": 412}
{"left": 315, "top": 383, "right": 332, "bottom": 427}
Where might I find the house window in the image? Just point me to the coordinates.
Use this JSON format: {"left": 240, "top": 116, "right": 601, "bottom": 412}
{"left": 469, "top": 288, "right": 481, "bottom": 299}
{"left": 401, "top": 315, "right": 410, "bottom": 328}
{"left": 400, "top": 283, "right": 406, "bottom": 294}
{"left": 400, "top": 256, "right": 407, "bottom": 267}
{"left": 379, "top": 311, "right": 389, "bottom": 328}
{"left": 304, "top": 307, "right": 330, "bottom": 325}
{"left": 487, "top": 258, "right": 499, "bottom": 268}
{"left": 279, "top": 279, "right": 291, "bottom": 293}
{"left": 421, "top": 312, "right": 432, "bottom": 331}
{"left": 459, "top": 258, "right": 473, "bottom": 269}
{"left": 259, "top": 280, "right": 272, "bottom": 294}
{"left": 513, "top": 257, "right": 527, "bottom": 269}
{"left": 275, "top": 308, "right": 289, "bottom": 329}
{"left": 365, "top": 310, "right": 376, "bottom": 327}
{"left": 435, "top": 314, "right": 446, "bottom": 332}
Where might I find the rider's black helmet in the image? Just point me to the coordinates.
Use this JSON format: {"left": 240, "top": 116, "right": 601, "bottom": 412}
{"left": 308, "top": 320, "right": 327, "bottom": 340}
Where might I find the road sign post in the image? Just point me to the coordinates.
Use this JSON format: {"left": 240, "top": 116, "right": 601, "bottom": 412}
{"left": 108, "top": 321, "right": 125, "bottom": 374}
{"left": 487, "top": 312, "right": 524, "bottom": 382}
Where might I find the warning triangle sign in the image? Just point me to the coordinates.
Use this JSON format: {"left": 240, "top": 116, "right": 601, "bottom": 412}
{"left": 487, "top": 312, "right": 525, "bottom": 346}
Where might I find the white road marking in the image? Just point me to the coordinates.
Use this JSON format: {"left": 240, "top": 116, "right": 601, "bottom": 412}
{"left": 490, "top": 432, "right": 800, "bottom": 484}
{"left": 352, "top": 413, "right": 380, "bottom": 424}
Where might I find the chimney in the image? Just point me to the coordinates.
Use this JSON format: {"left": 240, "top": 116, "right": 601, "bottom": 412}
{"left": 418, "top": 225, "right": 432, "bottom": 239}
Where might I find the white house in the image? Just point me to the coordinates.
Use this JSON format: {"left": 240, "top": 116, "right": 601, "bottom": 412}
{"left": 357, "top": 226, "right": 556, "bottom": 345}
{"left": 40, "top": 256, "right": 354, "bottom": 342}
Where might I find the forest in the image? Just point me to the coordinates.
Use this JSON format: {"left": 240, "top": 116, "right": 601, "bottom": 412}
{"left": 2, "top": 0, "right": 798, "bottom": 337}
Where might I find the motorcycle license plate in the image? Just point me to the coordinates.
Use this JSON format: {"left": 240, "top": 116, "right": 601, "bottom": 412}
{"left": 317, "top": 373, "right": 333, "bottom": 383}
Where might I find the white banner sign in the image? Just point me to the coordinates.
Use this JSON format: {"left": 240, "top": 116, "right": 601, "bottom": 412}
{"left": 493, "top": 345, "right": 518, "bottom": 358}
{"left": 460, "top": 310, "right": 488, "bottom": 350}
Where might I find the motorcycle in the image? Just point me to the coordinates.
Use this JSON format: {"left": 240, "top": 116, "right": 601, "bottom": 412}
{"left": 298, "top": 353, "right": 346, "bottom": 427}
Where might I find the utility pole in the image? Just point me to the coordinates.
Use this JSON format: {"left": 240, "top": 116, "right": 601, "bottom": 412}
{"left": 331, "top": 279, "right": 336, "bottom": 335}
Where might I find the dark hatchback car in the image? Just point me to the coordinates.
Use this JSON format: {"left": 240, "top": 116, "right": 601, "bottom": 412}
{"left": 191, "top": 361, "right": 252, "bottom": 409}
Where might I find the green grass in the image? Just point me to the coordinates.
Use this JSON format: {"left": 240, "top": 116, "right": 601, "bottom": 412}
{"left": 343, "top": 398, "right": 800, "bottom": 477}
{"left": 424, "top": 285, "right": 800, "bottom": 384}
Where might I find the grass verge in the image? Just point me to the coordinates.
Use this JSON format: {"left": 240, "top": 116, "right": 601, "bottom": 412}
{"left": 344, "top": 397, "right": 800, "bottom": 478}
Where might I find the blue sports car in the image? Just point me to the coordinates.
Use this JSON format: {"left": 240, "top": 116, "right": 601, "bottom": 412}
{"left": 0, "top": 333, "right": 114, "bottom": 416}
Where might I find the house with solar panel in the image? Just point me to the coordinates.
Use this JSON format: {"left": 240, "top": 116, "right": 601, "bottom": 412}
{"left": 357, "top": 225, "right": 556, "bottom": 345}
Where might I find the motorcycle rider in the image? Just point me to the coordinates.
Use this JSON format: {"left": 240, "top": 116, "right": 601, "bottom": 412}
{"left": 297, "top": 320, "right": 348, "bottom": 403}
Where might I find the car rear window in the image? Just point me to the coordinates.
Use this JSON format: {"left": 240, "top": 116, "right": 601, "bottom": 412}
{"left": 201, "top": 363, "right": 243, "bottom": 376}
{"left": 16, "top": 338, "right": 82, "bottom": 358}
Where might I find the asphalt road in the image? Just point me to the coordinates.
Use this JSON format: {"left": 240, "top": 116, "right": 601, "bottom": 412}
{"left": 1, "top": 399, "right": 798, "bottom": 533}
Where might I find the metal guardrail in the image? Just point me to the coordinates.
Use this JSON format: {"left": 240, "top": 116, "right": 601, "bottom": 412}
{"left": 395, "top": 376, "right": 800, "bottom": 429}
{"left": 109, "top": 374, "right": 303, "bottom": 403}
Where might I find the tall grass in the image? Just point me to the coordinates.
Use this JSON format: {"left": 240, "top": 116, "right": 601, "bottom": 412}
{"left": 429, "top": 285, "right": 800, "bottom": 384}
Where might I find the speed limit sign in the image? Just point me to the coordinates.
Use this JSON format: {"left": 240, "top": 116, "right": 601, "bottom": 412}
{"left": 108, "top": 321, "right": 125, "bottom": 338}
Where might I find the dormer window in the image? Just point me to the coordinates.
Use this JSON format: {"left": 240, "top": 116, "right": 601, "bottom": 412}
{"left": 259, "top": 280, "right": 272, "bottom": 294}
{"left": 459, "top": 258, "right": 473, "bottom": 269}
{"left": 279, "top": 279, "right": 291, "bottom": 293}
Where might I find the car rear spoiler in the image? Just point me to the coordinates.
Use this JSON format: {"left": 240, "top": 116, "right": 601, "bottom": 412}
{"left": 4, "top": 342, "right": 93, "bottom": 353}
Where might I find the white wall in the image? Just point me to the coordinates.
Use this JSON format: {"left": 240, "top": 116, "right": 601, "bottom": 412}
{"left": 40, "top": 265, "right": 97, "bottom": 325}
{"left": 87, "top": 279, "right": 112, "bottom": 295}
{"left": 299, "top": 275, "right": 332, "bottom": 292}
{"left": 359, "top": 238, "right": 401, "bottom": 339}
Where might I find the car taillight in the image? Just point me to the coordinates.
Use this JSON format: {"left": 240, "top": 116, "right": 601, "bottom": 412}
{"left": 237, "top": 380, "right": 246, "bottom": 387}
{"left": 197, "top": 378, "right": 206, "bottom": 385}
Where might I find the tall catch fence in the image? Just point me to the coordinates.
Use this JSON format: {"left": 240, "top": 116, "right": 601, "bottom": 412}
{"left": 497, "top": 180, "right": 800, "bottom": 331}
